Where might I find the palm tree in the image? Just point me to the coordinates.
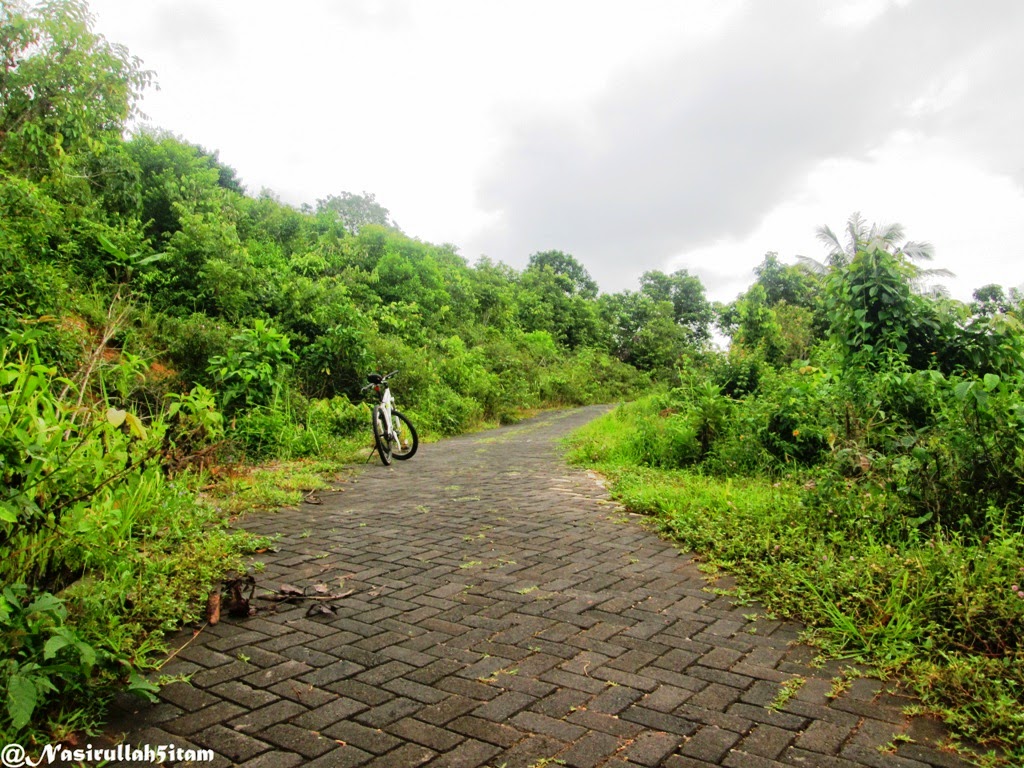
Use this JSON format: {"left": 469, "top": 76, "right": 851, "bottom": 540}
{"left": 796, "top": 211, "right": 952, "bottom": 291}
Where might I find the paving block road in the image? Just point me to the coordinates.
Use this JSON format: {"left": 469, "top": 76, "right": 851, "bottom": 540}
{"left": 106, "top": 405, "right": 973, "bottom": 767}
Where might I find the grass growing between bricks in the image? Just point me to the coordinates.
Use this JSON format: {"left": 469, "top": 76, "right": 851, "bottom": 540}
{"left": 566, "top": 401, "right": 1024, "bottom": 767}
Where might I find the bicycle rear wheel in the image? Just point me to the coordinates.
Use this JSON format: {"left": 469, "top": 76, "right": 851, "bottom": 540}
{"left": 372, "top": 405, "right": 392, "bottom": 465}
{"left": 389, "top": 410, "right": 418, "bottom": 460}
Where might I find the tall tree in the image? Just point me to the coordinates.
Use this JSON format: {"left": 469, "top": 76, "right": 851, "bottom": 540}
{"left": 639, "top": 269, "right": 714, "bottom": 342}
{"left": 599, "top": 290, "right": 687, "bottom": 371}
{"left": 751, "top": 253, "right": 820, "bottom": 309}
{"left": 0, "top": 0, "right": 152, "bottom": 178}
{"left": 525, "top": 250, "right": 599, "bottom": 299}
{"left": 316, "top": 191, "right": 400, "bottom": 235}
{"left": 798, "top": 212, "right": 951, "bottom": 292}
{"left": 972, "top": 284, "right": 1013, "bottom": 318}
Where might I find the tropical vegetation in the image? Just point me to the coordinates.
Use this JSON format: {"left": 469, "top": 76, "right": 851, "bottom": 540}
{"left": 2, "top": 2, "right": 1022, "bottom": 764}
{"left": 569, "top": 229, "right": 1024, "bottom": 764}
{"left": 0, "top": 0, "right": 666, "bottom": 742}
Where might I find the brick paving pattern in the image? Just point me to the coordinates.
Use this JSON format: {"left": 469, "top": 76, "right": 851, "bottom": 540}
{"left": 106, "top": 406, "right": 972, "bottom": 767}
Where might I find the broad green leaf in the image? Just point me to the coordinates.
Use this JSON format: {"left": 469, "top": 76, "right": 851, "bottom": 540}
{"left": 127, "top": 672, "right": 160, "bottom": 702}
{"left": 953, "top": 381, "right": 973, "bottom": 401}
{"left": 43, "top": 634, "right": 71, "bottom": 659}
{"left": 0, "top": 500, "right": 19, "bottom": 524}
{"left": 7, "top": 674, "right": 37, "bottom": 731}
{"left": 96, "top": 233, "right": 122, "bottom": 258}
{"left": 907, "top": 511, "right": 933, "bottom": 527}
{"left": 136, "top": 252, "right": 167, "bottom": 266}
{"left": 27, "top": 592, "right": 65, "bottom": 618}
{"left": 982, "top": 373, "right": 1000, "bottom": 392}
{"left": 74, "top": 640, "right": 97, "bottom": 669}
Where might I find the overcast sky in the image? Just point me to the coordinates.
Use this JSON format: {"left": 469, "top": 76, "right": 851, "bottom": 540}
{"left": 85, "top": 0, "right": 1024, "bottom": 303}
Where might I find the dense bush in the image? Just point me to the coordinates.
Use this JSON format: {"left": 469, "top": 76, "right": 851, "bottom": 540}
{"left": 0, "top": 334, "right": 260, "bottom": 741}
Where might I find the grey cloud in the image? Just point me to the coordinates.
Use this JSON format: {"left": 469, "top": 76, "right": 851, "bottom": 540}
{"left": 321, "top": 0, "right": 413, "bottom": 30}
{"left": 918, "top": 12, "right": 1024, "bottom": 185}
{"left": 470, "top": 0, "right": 1024, "bottom": 294}
{"left": 147, "top": 2, "right": 234, "bottom": 64}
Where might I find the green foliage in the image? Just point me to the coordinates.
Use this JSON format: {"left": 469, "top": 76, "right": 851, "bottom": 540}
{"left": 753, "top": 252, "right": 822, "bottom": 309}
{"left": 316, "top": 190, "right": 400, "bottom": 235}
{"left": 945, "top": 310, "right": 1024, "bottom": 377}
{"left": 0, "top": 332, "right": 259, "bottom": 742}
{"left": 0, "top": 0, "right": 152, "bottom": 179}
{"left": 162, "top": 384, "right": 224, "bottom": 464}
{"left": 0, "top": 0, "right": 651, "bottom": 743}
{"left": 600, "top": 290, "right": 690, "bottom": 373}
{"left": 734, "top": 284, "right": 786, "bottom": 365}
{"left": 526, "top": 250, "right": 599, "bottom": 299}
{"left": 294, "top": 315, "right": 371, "bottom": 399}
{"left": 231, "top": 406, "right": 314, "bottom": 462}
{"left": 519, "top": 252, "right": 602, "bottom": 349}
{"left": 569, "top": 357, "right": 1024, "bottom": 760}
{"left": 919, "top": 653, "right": 1024, "bottom": 754}
{"left": 155, "top": 312, "right": 232, "bottom": 387}
{"left": 825, "top": 247, "right": 942, "bottom": 370}
{"left": 306, "top": 396, "right": 369, "bottom": 438}
{"left": 207, "top": 320, "right": 297, "bottom": 413}
{"left": 639, "top": 269, "right": 714, "bottom": 343}
{"left": 566, "top": 216, "right": 1023, "bottom": 759}
{"left": 1, "top": 585, "right": 100, "bottom": 737}
{"left": 16, "top": 5, "right": 1023, "bottom": 758}
{"left": 0, "top": 337, "right": 131, "bottom": 559}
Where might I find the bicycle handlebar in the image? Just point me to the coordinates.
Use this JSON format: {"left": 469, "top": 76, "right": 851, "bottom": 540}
{"left": 363, "top": 370, "right": 400, "bottom": 390}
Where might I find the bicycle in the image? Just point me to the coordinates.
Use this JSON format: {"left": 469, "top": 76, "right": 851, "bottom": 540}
{"left": 361, "top": 370, "right": 418, "bottom": 465}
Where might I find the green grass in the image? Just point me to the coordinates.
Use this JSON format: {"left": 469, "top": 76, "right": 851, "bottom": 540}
{"left": 1, "top": 483, "right": 266, "bottom": 744}
{"left": 566, "top": 401, "right": 1024, "bottom": 766}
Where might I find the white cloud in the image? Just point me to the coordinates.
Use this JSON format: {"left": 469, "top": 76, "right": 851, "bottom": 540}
{"left": 84, "top": 0, "right": 1024, "bottom": 304}
{"left": 669, "top": 132, "right": 1024, "bottom": 303}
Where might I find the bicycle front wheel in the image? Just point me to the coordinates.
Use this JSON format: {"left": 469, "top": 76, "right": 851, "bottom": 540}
{"left": 372, "top": 405, "right": 392, "bottom": 465}
{"left": 389, "top": 410, "right": 418, "bottom": 460}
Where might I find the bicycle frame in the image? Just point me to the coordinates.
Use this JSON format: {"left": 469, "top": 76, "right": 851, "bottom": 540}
{"left": 379, "top": 383, "right": 396, "bottom": 436}
{"left": 365, "top": 371, "right": 402, "bottom": 445}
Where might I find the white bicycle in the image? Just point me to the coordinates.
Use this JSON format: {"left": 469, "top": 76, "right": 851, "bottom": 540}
{"left": 362, "top": 371, "right": 418, "bottom": 465}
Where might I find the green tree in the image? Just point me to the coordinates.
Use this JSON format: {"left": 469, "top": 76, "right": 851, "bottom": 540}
{"left": 0, "top": 0, "right": 152, "bottom": 178}
{"left": 525, "top": 250, "right": 599, "bottom": 299}
{"left": 599, "top": 290, "right": 686, "bottom": 372}
{"left": 468, "top": 257, "right": 519, "bottom": 332}
{"left": 519, "top": 265, "right": 600, "bottom": 350}
{"left": 825, "top": 246, "right": 942, "bottom": 370}
{"left": 126, "top": 129, "right": 241, "bottom": 246}
{"left": 752, "top": 253, "right": 821, "bottom": 308}
{"left": 799, "top": 212, "right": 950, "bottom": 290}
{"left": 237, "top": 190, "right": 325, "bottom": 260}
{"left": 207, "top": 320, "right": 297, "bottom": 413}
{"left": 639, "top": 269, "right": 714, "bottom": 343}
{"left": 972, "top": 284, "right": 1013, "bottom": 318}
{"left": 734, "top": 284, "right": 785, "bottom": 364}
{"left": 370, "top": 235, "right": 452, "bottom": 341}
{"left": 316, "top": 191, "right": 400, "bottom": 235}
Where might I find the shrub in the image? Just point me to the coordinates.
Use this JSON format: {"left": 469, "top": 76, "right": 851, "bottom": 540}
{"left": 156, "top": 312, "right": 232, "bottom": 388}
{"left": 306, "top": 396, "right": 369, "bottom": 438}
{"left": 0, "top": 334, "right": 258, "bottom": 742}
{"left": 207, "top": 319, "right": 297, "bottom": 414}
